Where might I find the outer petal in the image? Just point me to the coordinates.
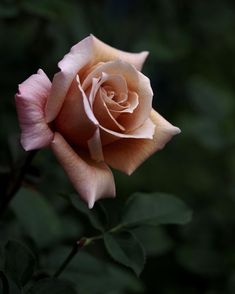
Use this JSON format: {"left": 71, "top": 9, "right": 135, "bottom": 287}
{"left": 15, "top": 69, "right": 53, "bottom": 151}
{"left": 91, "top": 35, "right": 148, "bottom": 71}
{"left": 54, "top": 78, "right": 98, "bottom": 147}
{"left": 45, "top": 36, "right": 94, "bottom": 123}
{"left": 45, "top": 35, "right": 148, "bottom": 122}
{"left": 103, "top": 110, "right": 181, "bottom": 175}
{"left": 51, "top": 132, "right": 116, "bottom": 209}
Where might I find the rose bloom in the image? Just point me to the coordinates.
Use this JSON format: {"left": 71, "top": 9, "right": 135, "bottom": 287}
{"left": 15, "top": 35, "right": 180, "bottom": 208}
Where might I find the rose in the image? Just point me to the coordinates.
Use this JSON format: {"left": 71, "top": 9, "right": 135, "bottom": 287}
{"left": 15, "top": 35, "right": 180, "bottom": 208}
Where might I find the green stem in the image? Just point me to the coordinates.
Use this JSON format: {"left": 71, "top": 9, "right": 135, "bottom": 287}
{"left": 53, "top": 238, "right": 88, "bottom": 278}
{"left": 0, "top": 150, "right": 37, "bottom": 217}
{"left": 109, "top": 224, "right": 123, "bottom": 233}
{"left": 53, "top": 224, "right": 124, "bottom": 278}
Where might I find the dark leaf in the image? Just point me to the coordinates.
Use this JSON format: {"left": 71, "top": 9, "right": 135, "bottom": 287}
{"left": 46, "top": 249, "right": 144, "bottom": 293}
{"left": 0, "top": 271, "right": 21, "bottom": 294}
{"left": 0, "top": 271, "right": 9, "bottom": 294}
{"left": 4, "top": 240, "right": 36, "bottom": 287}
{"left": 122, "top": 192, "right": 192, "bottom": 227}
{"left": 11, "top": 188, "right": 62, "bottom": 248}
{"left": 132, "top": 226, "right": 173, "bottom": 256}
{"left": 27, "top": 278, "right": 76, "bottom": 294}
{"left": 104, "top": 231, "right": 145, "bottom": 276}
{"left": 65, "top": 194, "right": 105, "bottom": 232}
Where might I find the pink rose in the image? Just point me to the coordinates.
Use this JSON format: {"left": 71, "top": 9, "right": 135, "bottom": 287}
{"left": 15, "top": 35, "right": 180, "bottom": 208}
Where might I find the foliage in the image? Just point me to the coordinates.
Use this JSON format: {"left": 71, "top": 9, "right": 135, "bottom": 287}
{"left": 0, "top": 189, "right": 191, "bottom": 293}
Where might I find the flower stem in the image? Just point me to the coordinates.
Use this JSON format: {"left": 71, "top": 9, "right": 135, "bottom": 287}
{"left": 53, "top": 224, "right": 124, "bottom": 278}
{"left": 0, "top": 150, "right": 37, "bottom": 217}
{"left": 53, "top": 238, "right": 88, "bottom": 278}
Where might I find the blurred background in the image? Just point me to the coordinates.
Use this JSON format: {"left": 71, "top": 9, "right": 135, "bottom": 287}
{"left": 1, "top": 0, "right": 235, "bottom": 293}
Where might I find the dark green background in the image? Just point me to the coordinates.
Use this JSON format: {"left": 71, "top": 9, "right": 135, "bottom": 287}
{"left": 1, "top": 0, "right": 235, "bottom": 293}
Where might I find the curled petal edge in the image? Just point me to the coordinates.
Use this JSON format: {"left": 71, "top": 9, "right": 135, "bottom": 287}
{"left": 15, "top": 69, "right": 54, "bottom": 151}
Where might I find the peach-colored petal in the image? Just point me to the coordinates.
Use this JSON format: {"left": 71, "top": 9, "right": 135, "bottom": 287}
{"left": 83, "top": 69, "right": 128, "bottom": 97}
{"left": 103, "top": 110, "right": 181, "bottom": 175}
{"left": 93, "top": 74, "right": 138, "bottom": 115}
{"left": 87, "top": 127, "right": 104, "bottom": 162}
{"left": 85, "top": 71, "right": 140, "bottom": 134}
{"left": 117, "top": 71, "right": 153, "bottom": 132}
{"left": 15, "top": 69, "right": 54, "bottom": 151}
{"left": 45, "top": 36, "right": 94, "bottom": 123}
{"left": 109, "top": 91, "right": 139, "bottom": 114}
{"left": 82, "top": 60, "right": 153, "bottom": 131}
{"left": 51, "top": 132, "right": 116, "bottom": 208}
{"left": 54, "top": 78, "right": 97, "bottom": 147}
{"left": 76, "top": 75, "right": 98, "bottom": 125}
{"left": 93, "top": 88, "right": 126, "bottom": 132}
{"left": 100, "top": 117, "right": 155, "bottom": 145}
{"left": 87, "top": 76, "right": 100, "bottom": 106}
{"left": 45, "top": 35, "right": 148, "bottom": 123}
{"left": 85, "top": 71, "right": 129, "bottom": 109}
{"left": 82, "top": 60, "right": 136, "bottom": 91}
{"left": 91, "top": 35, "right": 148, "bottom": 71}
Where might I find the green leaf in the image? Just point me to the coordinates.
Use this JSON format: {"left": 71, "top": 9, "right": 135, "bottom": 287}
{"left": 4, "top": 240, "right": 36, "bottom": 287}
{"left": 0, "top": 271, "right": 21, "bottom": 294}
{"left": 65, "top": 194, "right": 105, "bottom": 232}
{"left": 46, "top": 249, "right": 144, "bottom": 293}
{"left": 122, "top": 192, "right": 192, "bottom": 227}
{"left": 132, "top": 226, "right": 173, "bottom": 256}
{"left": 11, "top": 188, "right": 62, "bottom": 248}
{"left": 104, "top": 231, "right": 145, "bottom": 276}
{"left": 27, "top": 278, "right": 76, "bottom": 294}
{"left": 0, "top": 271, "right": 9, "bottom": 294}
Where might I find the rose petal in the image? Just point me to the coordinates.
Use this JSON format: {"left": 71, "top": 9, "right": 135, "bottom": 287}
{"left": 83, "top": 69, "right": 128, "bottom": 97}
{"left": 45, "top": 35, "right": 148, "bottom": 122}
{"left": 109, "top": 91, "right": 139, "bottom": 114}
{"left": 87, "top": 127, "right": 104, "bottom": 162}
{"left": 55, "top": 77, "right": 97, "bottom": 147}
{"left": 100, "top": 117, "right": 155, "bottom": 145}
{"left": 15, "top": 69, "right": 54, "bottom": 151}
{"left": 88, "top": 71, "right": 138, "bottom": 115}
{"left": 45, "top": 36, "right": 94, "bottom": 122}
{"left": 93, "top": 87, "right": 126, "bottom": 132}
{"left": 91, "top": 35, "right": 148, "bottom": 71}
{"left": 51, "top": 132, "right": 116, "bottom": 208}
{"left": 82, "top": 60, "right": 153, "bottom": 131}
{"left": 117, "top": 71, "right": 153, "bottom": 132}
{"left": 86, "top": 72, "right": 140, "bottom": 134}
{"left": 103, "top": 110, "right": 181, "bottom": 175}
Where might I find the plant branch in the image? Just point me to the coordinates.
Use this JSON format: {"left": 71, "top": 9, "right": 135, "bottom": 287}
{"left": 53, "top": 224, "right": 124, "bottom": 278}
{"left": 53, "top": 238, "right": 88, "bottom": 278}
